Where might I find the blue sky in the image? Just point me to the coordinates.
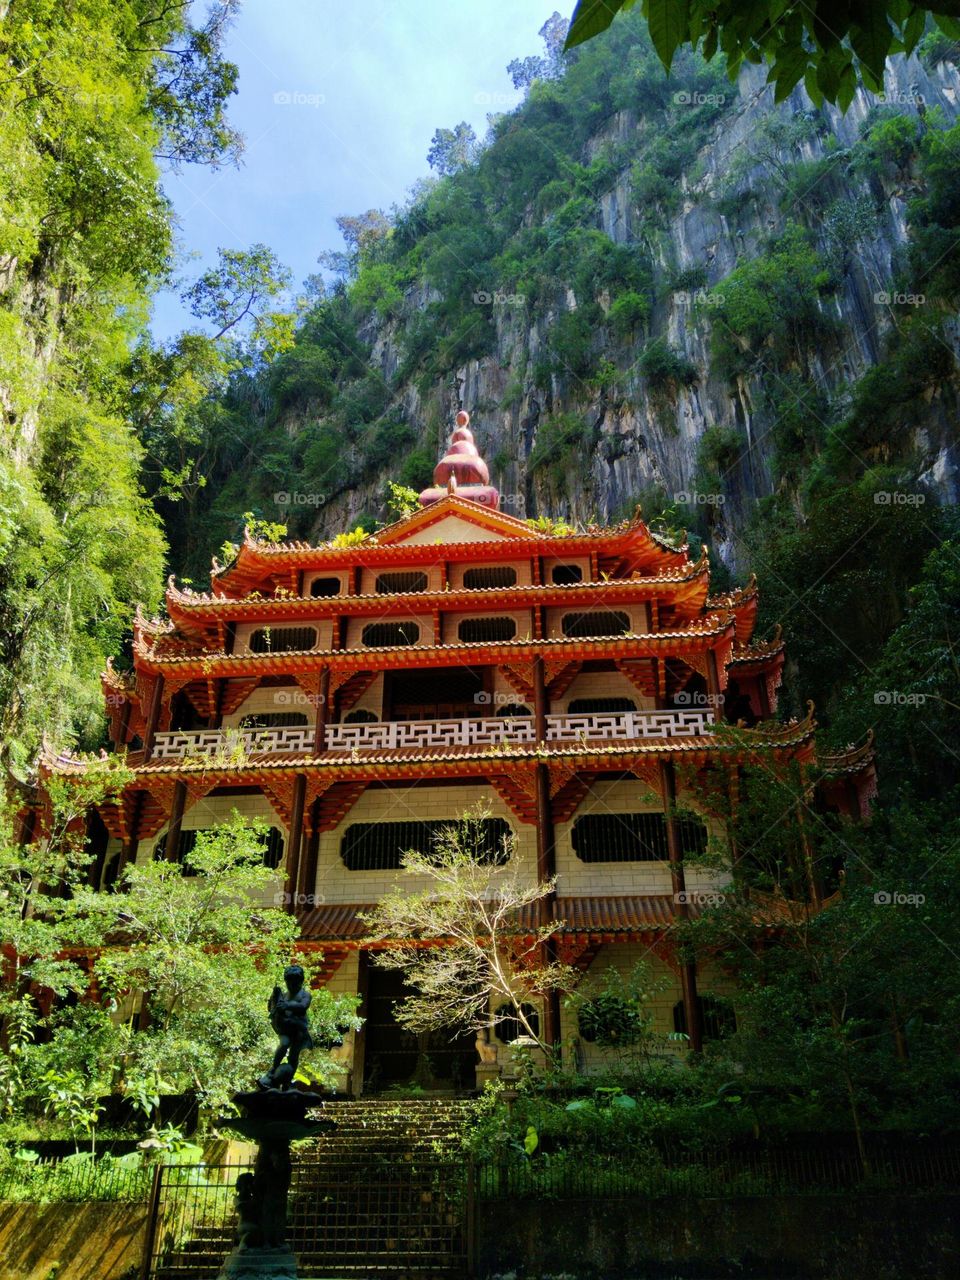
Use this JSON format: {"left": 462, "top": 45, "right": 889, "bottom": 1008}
{"left": 152, "top": 0, "right": 558, "bottom": 338}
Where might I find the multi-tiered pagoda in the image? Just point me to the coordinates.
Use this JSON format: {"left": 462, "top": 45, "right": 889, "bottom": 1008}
{"left": 44, "top": 412, "right": 875, "bottom": 1092}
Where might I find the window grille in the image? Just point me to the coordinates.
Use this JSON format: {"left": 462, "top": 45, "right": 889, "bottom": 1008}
{"left": 457, "top": 616, "right": 517, "bottom": 643}
{"left": 463, "top": 566, "right": 518, "bottom": 590}
{"left": 249, "top": 626, "right": 318, "bottom": 653}
{"left": 552, "top": 563, "right": 583, "bottom": 584}
{"left": 340, "top": 818, "right": 511, "bottom": 871}
{"left": 310, "top": 576, "right": 341, "bottom": 597}
{"left": 567, "top": 697, "right": 637, "bottom": 714}
{"left": 361, "top": 622, "right": 420, "bottom": 647}
{"left": 344, "top": 709, "right": 378, "bottom": 724}
{"left": 156, "top": 826, "right": 284, "bottom": 870}
{"left": 561, "top": 611, "right": 630, "bottom": 638}
{"left": 493, "top": 1002, "right": 540, "bottom": 1044}
{"left": 375, "top": 571, "right": 428, "bottom": 594}
{"left": 571, "top": 811, "right": 707, "bottom": 862}
{"left": 239, "top": 712, "right": 309, "bottom": 729}
{"left": 673, "top": 996, "right": 736, "bottom": 1040}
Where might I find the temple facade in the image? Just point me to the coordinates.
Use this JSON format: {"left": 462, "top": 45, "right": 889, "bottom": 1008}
{"left": 45, "top": 412, "right": 875, "bottom": 1093}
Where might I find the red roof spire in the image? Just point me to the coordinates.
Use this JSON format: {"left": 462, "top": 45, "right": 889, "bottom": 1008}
{"left": 418, "top": 410, "right": 500, "bottom": 510}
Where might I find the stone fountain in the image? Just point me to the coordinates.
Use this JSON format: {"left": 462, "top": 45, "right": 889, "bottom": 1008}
{"left": 216, "top": 965, "right": 339, "bottom": 1280}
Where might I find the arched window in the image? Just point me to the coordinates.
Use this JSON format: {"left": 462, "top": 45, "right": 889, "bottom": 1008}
{"left": 561, "top": 611, "right": 630, "bottom": 638}
{"left": 494, "top": 1002, "right": 540, "bottom": 1044}
{"left": 362, "top": 622, "right": 420, "bottom": 647}
{"left": 457, "top": 616, "right": 517, "bottom": 643}
{"left": 310, "top": 577, "right": 341, "bottom": 597}
{"left": 567, "top": 697, "right": 637, "bottom": 714}
{"left": 375, "top": 571, "right": 428, "bottom": 594}
{"left": 249, "top": 626, "right": 318, "bottom": 653}
{"left": 340, "top": 818, "right": 511, "bottom": 871}
{"left": 672, "top": 996, "right": 736, "bottom": 1041}
{"left": 344, "top": 709, "right": 378, "bottom": 724}
{"left": 552, "top": 564, "right": 583, "bottom": 584}
{"left": 572, "top": 812, "right": 707, "bottom": 862}
{"left": 463, "top": 566, "right": 517, "bottom": 590}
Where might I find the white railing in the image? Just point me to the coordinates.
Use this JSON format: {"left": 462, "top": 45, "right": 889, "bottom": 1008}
{"left": 150, "top": 710, "right": 713, "bottom": 761}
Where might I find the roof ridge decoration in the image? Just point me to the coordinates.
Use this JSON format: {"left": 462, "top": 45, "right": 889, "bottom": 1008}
{"left": 418, "top": 410, "right": 500, "bottom": 510}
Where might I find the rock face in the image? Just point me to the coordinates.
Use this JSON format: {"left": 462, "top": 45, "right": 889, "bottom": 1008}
{"left": 310, "top": 53, "right": 960, "bottom": 568}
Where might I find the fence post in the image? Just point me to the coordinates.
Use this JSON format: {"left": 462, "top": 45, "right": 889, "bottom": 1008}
{"left": 466, "top": 1157, "right": 476, "bottom": 1278}
{"left": 138, "top": 1162, "right": 164, "bottom": 1280}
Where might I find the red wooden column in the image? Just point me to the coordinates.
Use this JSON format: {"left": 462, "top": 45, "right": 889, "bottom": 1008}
{"left": 313, "top": 668, "right": 330, "bottom": 755}
{"left": 116, "top": 792, "right": 144, "bottom": 879}
{"left": 284, "top": 773, "right": 307, "bottom": 912}
{"left": 659, "top": 758, "right": 703, "bottom": 1053}
{"left": 163, "top": 780, "right": 188, "bottom": 863}
{"left": 533, "top": 652, "right": 561, "bottom": 1053}
{"left": 142, "top": 675, "right": 165, "bottom": 760}
{"left": 705, "top": 648, "right": 724, "bottom": 722}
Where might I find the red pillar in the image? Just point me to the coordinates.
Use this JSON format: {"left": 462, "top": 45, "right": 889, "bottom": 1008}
{"left": 660, "top": 758, "right": 703, "bottom": 1054}
{"left": 284, "top": 773, "right": 307, "bottom": 912}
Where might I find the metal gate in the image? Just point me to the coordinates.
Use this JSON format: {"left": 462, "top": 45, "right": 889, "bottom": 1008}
{"left": 143, "top": 1156, "right": 471, "bottom": 1279}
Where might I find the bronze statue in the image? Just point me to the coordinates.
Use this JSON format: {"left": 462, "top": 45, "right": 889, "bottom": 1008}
{"left": 259, "top": 964, "right": 314, "bottom": 1089}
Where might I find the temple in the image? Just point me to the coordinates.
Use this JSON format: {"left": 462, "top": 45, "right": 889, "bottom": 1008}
{"left": 40, "top": 411, "right": 876, "bottom": 1092}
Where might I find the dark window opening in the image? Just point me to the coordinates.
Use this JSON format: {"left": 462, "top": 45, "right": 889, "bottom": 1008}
{"left": 340, "top": 818, "right": 511, "bottom": 871}
{"left": 494, "top": 1002, "right": 540, "bottom": 1044}
{"left": 562, "top": 611, "right": 630, "bottom": 638}
{"left": 552, "top": 564, "right": 583, "bottom": 585}
{"left": 673, "top": 996, "right": 736, "bottom": 1041}
{"left": 463, "top": 566, "right": 518, "bottom": 590}
{"left": 389, "top": 666, "right": 486, "bottom": 720}
{"left": 496, "top": 703, "right": 531, "bottom": 717}
{"left": 572, "top": 811, "right": 708, "bottom": 862}
{"left": 249, "top": 626, "right": 318, "bottom": 653}
{"left": 239, "top": 712, "right": 309, "bottom": 729}
{"left": 567, "top": 697, "right": 637, "bottom": 714}
{"left": 156, "top": 826, "right": 285, "bottom": 870}
{"left": 310, "top": 577, "right": 341, "bottom": 597}
{"left": 457, "top": 616, "right": 517, "bottom": 644}
{"left": 375, "top": 571, "right": 428, "bottom": 594}
{"left": 344, "top": 709, "right": 378, "bottom": 724}
{"left": 362, "top": 622, "right": 420, "bottom": 647}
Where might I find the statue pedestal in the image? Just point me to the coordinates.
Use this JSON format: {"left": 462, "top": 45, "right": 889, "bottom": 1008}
{"left": 216, "top": 1089, "right": 335, "bottom": 1280}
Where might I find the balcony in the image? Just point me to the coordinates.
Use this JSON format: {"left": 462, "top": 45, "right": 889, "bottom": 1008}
{"left": 149, "top": 710, "right": 714, "bottom": 761}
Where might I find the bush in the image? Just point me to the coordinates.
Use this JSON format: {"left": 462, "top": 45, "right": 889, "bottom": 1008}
{"left": 608, "top": 290, "right": 650, "bottom": 339}
{"left": 638, "top": 339, "right": 697, "bottom": 391}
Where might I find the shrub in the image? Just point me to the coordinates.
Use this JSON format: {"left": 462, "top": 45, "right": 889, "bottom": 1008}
{"left": 638, "top": 339, "right": 697, "bottom": 391}
{"left": 608, "top": 290, "right": 650, "bottom": 339}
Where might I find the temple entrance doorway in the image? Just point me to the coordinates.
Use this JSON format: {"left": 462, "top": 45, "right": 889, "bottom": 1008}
{"left": 360, "top": 966, "right": 476, "bottom": 1094}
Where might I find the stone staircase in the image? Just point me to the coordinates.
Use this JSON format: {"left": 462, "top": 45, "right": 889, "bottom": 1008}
{"left": 151, "top": 1098, "right": 473, "bottom": 1280}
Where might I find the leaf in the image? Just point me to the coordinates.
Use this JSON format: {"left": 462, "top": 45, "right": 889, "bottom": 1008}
{"left": 771, "top": 44, "right": 809, "bottom": 103}
{"left": 646, "top": 0, "right": 690, "bottom": 71}
{"left": 565, "top": 1098, "right": 592, "bottom": 1112}
{"left": 848, "top": 10, "right": 895, "bottom": 85}
{"left": 564, "top": 0, "right": 629, "bottom": 50}
{"left": 523, "top": 1125, "right": 539, "bottom": 1155}
{"left": 611, "top": 1093, "right": 638, "bottom": 1109}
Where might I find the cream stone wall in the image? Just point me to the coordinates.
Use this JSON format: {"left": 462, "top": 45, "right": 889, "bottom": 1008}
{"left": 397, "top": 516, "right": 507, "bottom": 544}
{"left": 554, "top": 669, "right": 655, "bottom": 713}
{"left": 441, "top": 608, "right": 536, "bottom": 645}
{"left": 544, "top": 601, "right": 649, "bottom": 639}
{"left": 319, "top": 949, "right": 360, "bottom": 1092}
{"left": 345, "top": 672, "right": 385, "bottom": 718}
{"left": 221, "top": 682, "right": 314, "bottom": 728}
{"left": 358, "top": 566, "right": 443, "bottom": 595}
{"left": 554, "top": 778, "right": 727, "bottom": 899}
{"left": 233, "top": 618, "right": 333, "bottom": 654}
{"left": 308, "top": 782, "right": 537, "bottom": 906}
{"left": 446, "top": 558, "right": 533, "bottom": 589}
{"left": 343, "top": 613, "right": 432, "bottom": 650}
